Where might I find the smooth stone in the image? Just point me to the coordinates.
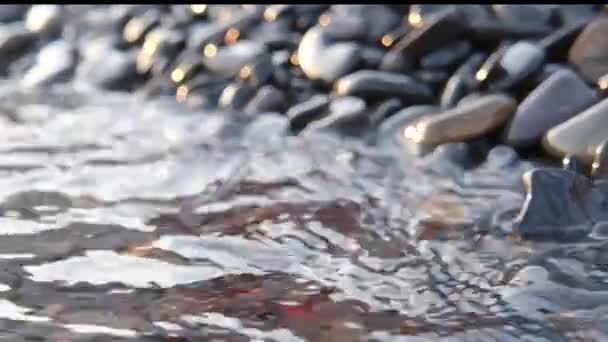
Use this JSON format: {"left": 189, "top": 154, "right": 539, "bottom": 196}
{"left": 412, "top": 69, "right": 450, "bottom": 93}
{"left": 368, "top": 98, "right": 403, "bottom": 127}
{"left": 21, "top": 40, "right": 76, "bottom": 88}
{"left": 543, "top": 98, "right": 608, "bottom": 164}
{"left": 286, "top": 94, "right": 330, "bottom": 130}
{"left": 562, "top": 154, "right": 586, "bottom": 174}
{"left": 489, "top": 40, "right": 545, "bottom": 91}
{"left": 323, "top": 12, "right": 367, "bottom": 41}
{"left": 485, "top": 145, "right": 519, "bottom": 169}
{"left": 393, "top": 6, "right": 468, "bottom": 58}
{"left": 379, "top": 50, "right": 413, "bottom": 74}
{"left": 238, "top": 55, "right": 273, "bottom": 88}
{"left": 534, "top": 63, "right": 575, "bottom": 85}
{"left": 329, "top": 5, "right": 400, "bottom": 43}
{"left": 557, "top": 5, "right": 598, "bottom": 26}
{"left": 440, "top": 52, "right": 486, "bottom": 108}
{"left": 25, "top": 5, "right": 63, "bottom": 37}
{"left": 539, "top": 20, "right": 587, "bottom": 62}
{"left": 263, "top": 5, "right": 293, "bottom": 22}
{"left": 250, "top": 20, "right": 300, "bottom": 50}
{"left": 457, "top": 92, "right": 485, "bottom": 107}
{"left": 404, "top": 94, "right": 516, "bottom": 145}
{"left": 218, "top": 82, "right": 255, "bottom": 110}
{"left": 0, "top": 5, "right": 28, "bottom": 23}
{"left": 168, "top": 51, "right": 204, "bottom": 85}
{"left": 122, "top": 9, "right": 160, "bottom": 44}
{"left": 492, "top": 5, "right": 555, "bottom": 28}
{"left": 298, "top": 25, "right": 361, "bottom": 83}
{"left": 467, "top": 20, "right": 551, "bottom": 43}
{"left": 376, "top": 105, "right": 438, "bottom": 148}
{"left": 569, "top": 16, "right": 608, "bottom": 83}
{"left": 203, "top": 40, "right": 268, "bottom": 78}
{"left": 76, "top": 49, "right": 139, "bottom": 91}
{"left": 243, "top": 85, "right": 286, "bottom": 115}
{"left": 300, "top": 96, "right": 367, "bottom": 136}
{"left": 504, "top": 69, "right": 599, "bottom": 147}
{"left": 515, "top": 168, "right": 598, "bottom": 241}
{"left": 359, "top": 46, "right": 385, "bottom": 70}
{"left": 475, "top": 42, "right": 511, "bottom": 89}
{"left": 419, "top": 40, "right": 472, "bottom": 70}
{"left": 335, "top": 70, "right": 432, "bottom": 103}
{"left": 591, "top": 139, "right": 608, "bottom": 179}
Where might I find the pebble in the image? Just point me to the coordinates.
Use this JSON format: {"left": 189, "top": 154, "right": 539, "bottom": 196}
{"left": 569, "top": 16, "right": 608, "bottom": 83}
{"left": 591, "top": 139, "right": 608, "bottom": 179}
{"left": 203, "top": 40, "right": 268, "bottom": 78}
{"left": 556, "top": 5, "right": 598, "bottom": 26}
{"left": 21, "top": 40, "right": 76, "bottom": 88}
{"left": 218, "top": 82, "right": 255, "bottom": 111}
{"left": 238, "top": 55, "right": 273, "bottom": 88}
{"left": 300, "top": 96, "right": 367, "bottom": 136}
{"left": 368, "top": 98, "right": 403, "bottom": 127}
{"left": 243, "top": 85, "right": 286, "bottom": 115}
{"left": 76, "top": 49, "right": 138, "bottom": 91}
{"left": 25, "top": 5, "right": 63, "bottom": 37}
{"left": 539, "top": 20, "right": 587, "bottom": 61}
{"left": 543, "top": 98, "right": 608, "bottom": 164}
{"left": 297, "top": 25, "right": 361, "bottom": 83}
{"left": 403, "top": 94, "right": 516, "bottom": 145}
{"left": 335, "top": 70, "right": 432, "bottom": 103}
{"left": 504, "top": 69, "right": 599, "bottom": 147}
{"left": 376, "top": 105, "right": 438, "bottom": 148}
{"left": 515, "top": 168, "right": 600, "bottom": 241}
{"left": 0, "top": 5, "right": 29, "bottom": 23}
{"left": 419, "top": 40, "right": 472, "bottom": 70}
{"left": 393, "top": 6, "right": 468, "bottom": 58}
{"left": 562, "top": 154, "right": 586, "bottom": 174}
{"left": 286, "top": 94, "right": 330, "bottom": 130}
{"left": 491, "top": 5, "right": 555, "bottom": 29}
{"left": 440, "top": 53, "right": 486, "bottom": 108}
{"left": 489, "top": 40, "right": 545, "bottom": 91}
{"left": 122, "top": 9, "right": 160, "bottom": 45}
{"left": 379, "top": 50, "right": 413, "bottom": 74}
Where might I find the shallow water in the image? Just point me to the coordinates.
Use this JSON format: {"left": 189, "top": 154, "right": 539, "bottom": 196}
{"left": 0, "top": 84, "right": 606, "bottom": 341}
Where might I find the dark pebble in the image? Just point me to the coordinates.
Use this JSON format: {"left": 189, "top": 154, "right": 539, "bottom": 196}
{"left": 504, "top": 69, "right": 599, "bottom": 147}
{"left": 556, "top": 5, "right": 599, "bottom": 26}
{"left": 474, "top": 42, "right": 511, "bottom": 89}
{"left": 412, "top": 69, "right": 450, "bottom": 94}
{"left": 335, "top": 70, "right": 433, "bottom": 103}
{"left": 368, "top": 98, "right": 404, "bottom": 127}
{"left": 379, "top": 50, "right": 413, "bottom": 74}
{"left": 562, "top": 154, "right": 586, "bottom": 174}
{"left": 419, "top": 40, "right": 472, "bottom": 70}
{"left": 440, "top": 52, "right": 486, "bottom": 108}
{"left": 0, "top": 5, "right": 29, "bottom": 23}
{"left": 76, "top": 49, "right": 139, "bottom": 91}
{"left": 359, "top": 46, "right": 385, "bottom": 70}
{"left": 286, "top": 94, "right": 330, "bottom": 131}
{"left": 491, "top": 5, "right": 555, "bottom": 29}
{"left": 515, "top": 168, "right": 603, "bottom": 241}
{"left": 218, "top": 82, "right": 255, "bottom": 111}
{"left": 569, "top": 16, "right": 608, "bottom": 83}
{"left": 467, "top": 20, "right": 550, "bottom": 44}
{"left": 393, "top": 6, "right": 468, "bottom": 58}
{"left": 243, "top": 85, "right": 286, "bottom": 115}
{"left": 238, "top": 54, "right": 274, "bottom": 88}
{"left": 322, "top": 11, "right": 367, "bottom": 42}
{"left": 539, "top": 19, "right": 587, "bottom": 62}
{"left": 300, "top": 96, "right": 367, "bottom": 136}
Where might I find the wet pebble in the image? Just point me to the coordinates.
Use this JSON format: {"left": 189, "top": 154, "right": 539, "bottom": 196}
{"left": 25, "top": 5, "right": 63, "bottom": 37}
{"left": 562, "top": 154, "right": 586, "bottom": 174}
{"left": 404, "top": 94, "right": 516, "bottom": 145}
{"left": 368, "top": 98, "right": 403, "bottom": 127}
{"left": 376, "top": 105, "right": 438, "bottom": 148}
{"left": 335, "top": 70, "right": 432, "bottom": 103}
{"left": 539, "top": 19, "right": 587, "bottom": 62}
{"left": 243, "top": 85, "right": 286, "bottom": 115}
{"left": 379, "top": 50, "right": 413, "bottom": 74}
{"left": 544, "top": 98, "right": 608, "bottom": 163}
{"left": 300, "top": 96, "right": 367, "bottom": 136}
{"left": 297, "top": 25, "right": 360, "bottom": 83}
{"left": 286, "top": 94, "right": 330, "bottom": 131}
{"left": 569, "top": 16, "right": 608, "bottom": 83}
{"left": 504, "top": 69, "right": 599, "bottom": 147}
{"left": 21, "top": 40, "right": 76, "bottom": 88}
{"left": 516, "top": 168, "right": 607, "bottom": 241}
{"left": 218, "top": 82, "right": 255, "bottom": 111}
{"left": 440, "top": 52, "right": 486, "bottom": 108}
